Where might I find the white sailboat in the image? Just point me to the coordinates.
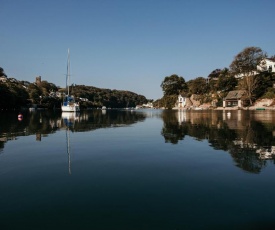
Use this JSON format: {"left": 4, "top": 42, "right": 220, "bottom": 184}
{"left": 61, "top": 49, "right": 80, "bottom": 112}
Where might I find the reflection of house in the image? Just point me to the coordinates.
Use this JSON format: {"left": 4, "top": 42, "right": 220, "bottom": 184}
{"left": 223, "top": 90, "right": 249, "bottom": 108}
{"left": 176, "top": 110, "right": 186, "bottom": 123}
{"left": 256, "top": 146, "right": 275, "bottom": 159}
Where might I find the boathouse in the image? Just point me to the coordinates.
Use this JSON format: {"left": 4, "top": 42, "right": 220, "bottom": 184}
{"left": 223, "top": 90, "right": 249, "bottom": 108}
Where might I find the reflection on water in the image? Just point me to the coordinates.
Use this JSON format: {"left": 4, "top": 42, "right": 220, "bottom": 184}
{"left": 161, "top": 110, "right": 275, "bottom": 173}
{"left": 1, "top": 109, "right": 275, "bottom": 174}
{"left": 0, "top": 109, "right": 147, "bottom": 141}
{"left": 2, "top": 109, "right": 275, "bottom": 229}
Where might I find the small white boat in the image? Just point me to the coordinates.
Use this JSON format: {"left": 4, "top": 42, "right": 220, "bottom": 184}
{"left": 61, "top": 49, "right": 80, "bottom": 113}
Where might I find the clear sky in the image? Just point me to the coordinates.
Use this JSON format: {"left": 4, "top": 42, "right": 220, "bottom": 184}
{"left": 1, "top": 0, "right": 275, "bottom": 100}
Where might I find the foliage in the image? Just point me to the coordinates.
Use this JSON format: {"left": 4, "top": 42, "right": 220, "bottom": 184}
{"left": 237, "top": 75, "right": 258, "bottom": 105}
{"left": 39, "top": 81, "right": 58, "bottom": 95}
{"left": 217, "top": 75, "right": 237, "bottom": 92}
{"left": 187, "top": 77, "right": 209, "bottom": 95}
{"left": 230, "top": 47, "right": 267, "bottom": 105}
{"left": 254, "top": 72, "right": 275, "bottom": 99}
{"left": 207, "top": 69, "right": 221, "bottom": 79}
{"left": 68, "top": 85, "right": 148, "bottom": 108}
{"left": 161, "top": 74, "right": 187, "bottom": 96}
{"left": 0, "top": 82, "right": 29, "bottom": 109}
{"left": 0, "top": 67, "right": 7, "bottom": 77}
{"left": 230, "top": 46, "right": 267, "bottom": 76}
{"left": 0, "top": 69, "right": 147, "bottom": 109}
{"left": 153, "top": 95, "right": 177, "bottom": 109}
{"left": 215, "top": 68, "right": 237, "bottom": 92}
{"left": 261, "top": 87, "right": 275, "bottom": 99}
{"left": 28, "top": 83, "right": 43, "bottom": 104}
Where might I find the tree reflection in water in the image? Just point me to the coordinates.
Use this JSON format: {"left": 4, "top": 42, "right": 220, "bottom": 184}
{"left": 161, "top": 110, "right": 275, "bottom": 173}
{"left": 1, "top": 109, "right": 275, "bottom": 173}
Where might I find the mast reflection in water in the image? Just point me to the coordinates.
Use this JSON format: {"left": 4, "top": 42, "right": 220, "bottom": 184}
{"left": 1, "top": 109, "right": 275, "bottom": 230}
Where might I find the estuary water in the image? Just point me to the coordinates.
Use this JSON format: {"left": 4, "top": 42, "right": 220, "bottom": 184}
{"left": 1, "top": 109, "right": 275, "bottom": 230}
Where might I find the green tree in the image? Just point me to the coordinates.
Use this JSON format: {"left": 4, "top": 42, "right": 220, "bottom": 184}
{"left": 254, "top": 71, "right": 274, "bottom": 98}
{"left": 230, "top": 47, "right": 266, "bottom": 75}
{"left": 216, "top": 68, "right": 237, "bottom": 92}
{"left": 28, "top": 83, "right": 43, "bottom": 104}
{"left": 0, "top": 67, "right": 7, "bottom": 77}
{"left": 187, "top": 77, "right": 209, "bottom": 95}
{"left": 39, "top": 81, "right": 58, "bottom": 96}
{"left": 207, "top": 69, "right": 221, "bottom": 79}
{"left": 160, "top": 74, "right": 187, "bottom": 96}
{"left": 230, "top": 47, "right": 267, "bottom": 105}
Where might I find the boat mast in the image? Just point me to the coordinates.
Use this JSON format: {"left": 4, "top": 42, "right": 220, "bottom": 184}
{"left": 66, "top": 128, "right": 71, "bottom": 175}
{"left": 66, "top": 48, "right": 70, "bottom": 96}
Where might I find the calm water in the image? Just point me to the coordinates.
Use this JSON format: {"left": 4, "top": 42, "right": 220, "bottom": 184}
{"left": 1, "top": 109, "right": 275, "bottom": 230}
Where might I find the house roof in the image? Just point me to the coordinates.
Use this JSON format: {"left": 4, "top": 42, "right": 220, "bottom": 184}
{"left": 266, "top": 57, "right": 275, "bottom": 62}
{"left": 179, "top": 92, "right": 189, "bottom": 97}
{"left": 225, "top": 90, "right": 248, "bottom": 100}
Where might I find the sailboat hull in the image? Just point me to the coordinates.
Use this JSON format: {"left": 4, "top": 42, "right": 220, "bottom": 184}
{"left": 61, "top": 103, "right": 80, "bottom": 112}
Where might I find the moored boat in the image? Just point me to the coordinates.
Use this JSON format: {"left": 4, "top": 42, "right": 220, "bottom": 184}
{"left": 61, "top": 49, "right": 80, "bottom": 112}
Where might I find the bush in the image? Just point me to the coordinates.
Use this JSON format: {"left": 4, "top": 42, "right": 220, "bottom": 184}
{"left": 261, "top": 88, "right": 275, "bottom": 99}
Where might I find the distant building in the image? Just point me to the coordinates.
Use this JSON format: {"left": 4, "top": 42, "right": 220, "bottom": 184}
{"left": 0, "top": 75, "right": 7, "bottom": 82}
{"left": 36, "top": 76, "right": 41, "bottom": 85}
{"left": 142, "top": 102, "right": 153, "bottom": 108}
{"left": 8, "top": 78, "right": 18, "bottom": 83}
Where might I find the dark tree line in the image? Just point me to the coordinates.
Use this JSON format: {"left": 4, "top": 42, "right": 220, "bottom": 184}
{"left": 71, "top": 85, "right": 148, "bottom": 108}
{"left": 0, "top": 67, "right": 148, "bottom": 110}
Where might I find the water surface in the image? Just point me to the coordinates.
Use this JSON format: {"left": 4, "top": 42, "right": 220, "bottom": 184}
{"left": 1, "top": 109, "right": 275, "bottom": 230}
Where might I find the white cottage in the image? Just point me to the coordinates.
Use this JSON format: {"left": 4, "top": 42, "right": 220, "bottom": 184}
{"left": 177, "top": 94, "right": 187, "bottom": 108}
{"left": 176, "top": 94, "right": 193, "bottom": 108}
{"left": 257, "top": 58, "right": 275, "bottom": 73}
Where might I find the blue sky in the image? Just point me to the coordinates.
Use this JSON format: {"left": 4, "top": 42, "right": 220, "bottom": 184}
{"left": 1, "top": 0, "right": 275, "bottom": 99}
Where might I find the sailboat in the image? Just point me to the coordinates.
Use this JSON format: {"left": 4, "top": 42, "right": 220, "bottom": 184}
{"left": 61, "top": 49, "right": 80, "bottom": 112}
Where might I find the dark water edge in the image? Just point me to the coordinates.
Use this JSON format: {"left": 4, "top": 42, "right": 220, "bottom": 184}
{"left": 1, "top": 109, "right": 275, "bottom": 230}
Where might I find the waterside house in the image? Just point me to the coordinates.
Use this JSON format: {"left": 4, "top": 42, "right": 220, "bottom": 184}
{"left": 175, "top": 94, "right": 201, "bottom": 109}
{"left": 223, "top": 90, "right": 249, "bottom": 108}
{"left": 257, "top": 58, "right": 275, "bottom": 73}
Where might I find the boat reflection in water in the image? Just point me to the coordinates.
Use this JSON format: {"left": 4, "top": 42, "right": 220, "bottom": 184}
{"left": 62, "top": 112, "right": 80, "bottom": 175}
{"left": 62, "top": 112, "right": 80, "bottom": 128}
{"left": 2, "top": 109, "right": 275, "bottom": 174}
{"left": 2, "top": 109, "right": 275, "bottom": 229}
